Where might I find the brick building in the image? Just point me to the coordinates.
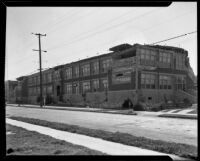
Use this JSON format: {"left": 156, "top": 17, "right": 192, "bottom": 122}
{"left": 5, "top": 80, "right": 18, "bottom": 103}
{"left": 15, "top": 43, "right": 197, "bottom": 108}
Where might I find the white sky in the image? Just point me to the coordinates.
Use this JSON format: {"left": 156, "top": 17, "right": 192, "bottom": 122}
{"left": 6, "top": 2, "right": 197, "bottom": 81}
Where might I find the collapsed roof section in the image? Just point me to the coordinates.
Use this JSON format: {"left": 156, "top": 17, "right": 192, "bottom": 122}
{"left": 109, "top": 43, "right": 133, "bottom": 52}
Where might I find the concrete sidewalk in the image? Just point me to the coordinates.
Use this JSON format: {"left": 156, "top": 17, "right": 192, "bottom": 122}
{"left": 7, "top": 104, "right": 197, "bottom": 119}
{"left": 158, "top": 108, "right": 197, "bottom": 119}
{"left": 7, "top": 104, "right": 137, "bottom": 115}
{"left": 6, "top": 118, "right": 190, "bottom": 160}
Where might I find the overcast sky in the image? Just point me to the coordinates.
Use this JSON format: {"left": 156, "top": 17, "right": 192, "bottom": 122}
{"left": 6, "top": 2, "right": 197, "bottom": 81}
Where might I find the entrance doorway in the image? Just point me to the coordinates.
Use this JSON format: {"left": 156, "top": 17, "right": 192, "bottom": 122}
{"left": 57, "top": 85, "right": 60, "bottom": 96}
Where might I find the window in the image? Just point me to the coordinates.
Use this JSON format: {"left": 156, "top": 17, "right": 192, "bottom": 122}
{"left": 47, "top": 73, "right": 52, "bottom": 83}
{"left": 140, "top": 49, "right": 156, "bottom": 65}
{"left": 82, "top": 81, "right": 90, "bottom": 93}
{"left": 176, "top": 76, "right": 186, "bottom": 91}
{"left": 54, "top": 71, "right": 60, "bottom": 81}
{"left": 28, "top": 78, "right": 33, "bottom": 85}
{"left": 159, "top": 52, "right": 171, "bottom": 64}
{"left": 101, "top": 78, "right": 108, "bottom": 90}
{"left": 37, "top": 87, "right": 40, "bottom": 95}
{"left": 47, "top": 86, "right": 52, "bottom": 94}
{"left": 28, "top": 88, "right": 32, "bottom": 96}
{"left": 159, "top": 75, "right": 172, "bottom": 89}
{"left": 102, "top": 59, "right": 112, "bottom": 73}
{"left": 65, "top": 83, "right": 72, "bottom": 94}
{"left": 74, "top": 66, "right": 79, "bottom": 78}
{"left": 65, "top": 67, "right": 72, "bottom": 79}
{"left": 43, "top": 74, "right": 46, "bottom": 83}
{"left": 92, "top": 61, "right": 99, "bottom": 74}
{"left": 176, "top": 54, "right": 184, "bottom": 70}
{"left": 92, "top": 79, "right": 99, "bottom": 91}
{"left": 81, "top": 64, "right": 90, "bottom": 76}
{"left": 43, "top": 87, "right": 46, "bottom": 95}
{"left": 73, "top": 82, "right": 79, "bottom": 94}
{"left": 141, "top": 73, "right": 156, "bottom": 89}
{"left": 37, "top": 76, "right": 40, "bottom": 84}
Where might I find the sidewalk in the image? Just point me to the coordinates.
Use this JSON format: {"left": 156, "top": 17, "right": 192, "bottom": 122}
{"left": 158, "top": 108, "right": 197, "bottom": 119}
{"left": 7, "top": 104, "right": 137, "bottom": 115}
{"left": 7, "top": 104, "right": 197, "bottom": 119}
{"left": 6, "top": 118, "right": 190, "bottom": 161}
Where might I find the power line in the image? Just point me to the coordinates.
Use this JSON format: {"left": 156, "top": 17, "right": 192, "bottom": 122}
{"left": 45, "top": 8, "right": 85, "bottom": 35}
{"left": 46, "top": 8, "right": 99, "bottom": 36}
{"left": 150, "top": 31, "right": 197, "bottom": 45}
{"left": 47, "top": 8, "right": 160, "bottom": 51}
{"left": 48, "top": 8, "right": 136, "bottom": 42}
{"left": 40, "top": 8, "right": 78, "bottom": 33}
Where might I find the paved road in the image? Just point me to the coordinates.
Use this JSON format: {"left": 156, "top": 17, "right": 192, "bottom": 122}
{"left": 6, "top": 105, "right": 197, "bottom": 146}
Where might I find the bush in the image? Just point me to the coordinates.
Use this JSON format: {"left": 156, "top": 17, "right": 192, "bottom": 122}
{"left": 46, "top": 95, "right": 53, "bottom": 105}
{"left": 183, "top": 98, "right": 192, "bottom": 106}
{"left": 36, "top": 96, "right": 40, "bottom": 103}
{"left": 150, "top": 107, "right": 161, "bottom": 112}
{"left": 133, "top": 103, "right": 145, "bottom": 111}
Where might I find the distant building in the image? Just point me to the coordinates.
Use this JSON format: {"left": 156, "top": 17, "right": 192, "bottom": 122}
{"left": 15, "top": 43, "right": 197, "bottom": 108}
{"left": 5, "top": 80, "right": 18, "bottom": 103}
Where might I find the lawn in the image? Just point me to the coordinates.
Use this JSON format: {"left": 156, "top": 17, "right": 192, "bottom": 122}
{"left": 8, "top": 116, "right": 197, "bottom": 160}
{"left": 6, "top": 124, "right": 106, "bottom": 155}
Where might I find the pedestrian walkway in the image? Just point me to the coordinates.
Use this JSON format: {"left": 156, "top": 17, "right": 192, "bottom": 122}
{"left": 7, "top": 104, "right": 136, "bottom": 115}
{"left": 6, "top": 118, "right": 190, "bottom": 160}
{"left": 158, "top": 108, "right": 197, "bottom": 119}
{"left": 7, "top": 104, "right": 197, "bottom": 119}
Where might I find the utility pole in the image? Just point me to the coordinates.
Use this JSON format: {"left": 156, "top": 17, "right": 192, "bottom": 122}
{"left": 32, "top": 33, "right": 47, "bottom": 108}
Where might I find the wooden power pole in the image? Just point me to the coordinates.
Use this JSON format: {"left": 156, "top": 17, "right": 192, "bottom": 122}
{"left": 32, "top": 33, "right": 47, "bottom": 108}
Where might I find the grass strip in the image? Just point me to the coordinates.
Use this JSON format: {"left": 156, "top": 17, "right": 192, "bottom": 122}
{"left": 171, "top": 109, "right": 183, "bottom": 113}
{"left": 6, "top": 124, "right": 106, "bottom": 155}
{"left": 159, "top": 114, "right": 197, "bottom": 119}
{"left": 9, "top": 116, "right": 197, "bottom": 160}
{"left": 187, "top": 109, "right": 197, "bottom": 114}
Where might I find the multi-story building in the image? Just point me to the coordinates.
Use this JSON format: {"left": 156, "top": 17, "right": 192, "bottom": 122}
{"left": 5, "top": 80, "right": 18, "bottom": 103}
{"left": 14, "top": 43, "right": 197, "bottom": 108}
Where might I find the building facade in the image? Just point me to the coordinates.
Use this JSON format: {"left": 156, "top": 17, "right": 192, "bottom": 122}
{"left": 14, "top": 43, "right": 197, "bottom": 108}
{"left": 5, "top": 80, "right": 18, "bottom": 103}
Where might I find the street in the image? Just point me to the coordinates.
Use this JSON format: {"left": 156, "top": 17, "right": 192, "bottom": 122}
{"left": 6, "top": 105, "right": 197, "bottom": 146}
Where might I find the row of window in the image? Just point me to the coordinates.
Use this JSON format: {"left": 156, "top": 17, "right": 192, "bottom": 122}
{"left": 28, "top": 86, "right": 53, "bottom": 96}
{"left": 140, "top": 49, "right": 156, "bottom": 62}
{"left": 139, "top": 49, "right": 172, "bottom": 64}
{"left": 28, "top": 59, "right": 112, "bottom": 85}
{"left": 65, "top": 78, "right": 108, "bottom": 94}
{"left": 28, "top": 73, "right": 52, "bottom": 85}
{"left": 176, "top": 53, "right": 185, "bottom": 70}
{"left": 141, "top": 73, "right": 186, "bottom": 90}
{"left": 28, "top": 78, "right": 108, "bottom": 96}
{"left": 65, "top": 59, "right": 112, "bottom": 80}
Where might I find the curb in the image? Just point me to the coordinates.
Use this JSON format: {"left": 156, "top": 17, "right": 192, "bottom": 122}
{"left": 7, "top": 104, "right": 137, "bottom": 116}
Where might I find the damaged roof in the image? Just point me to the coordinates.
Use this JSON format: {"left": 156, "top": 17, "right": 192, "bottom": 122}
{"left": 109, "top": 43, "right": 132, "bottom": 52}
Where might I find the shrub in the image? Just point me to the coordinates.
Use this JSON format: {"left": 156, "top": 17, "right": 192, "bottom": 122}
{"left": 46, "top": 95, "right": 53, "bottom": 105}
{"left": 133, "top": 103, "right": 145, "bottom": 111}
{"left": 183, "top": 98, "right": 192, "bottom": 106}
{"left": 36, "top": 96, "right": 40, "bottom": 103}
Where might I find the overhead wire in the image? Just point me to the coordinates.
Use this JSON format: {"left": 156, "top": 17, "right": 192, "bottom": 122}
{"left": 150, "top": 31, "right": 197, "bottom": 45}
{"left": 47, "top": 8, "right": 161, "bottom": 51}
{"left": 47, "top": 8, "right": 137, "bottom": 43}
